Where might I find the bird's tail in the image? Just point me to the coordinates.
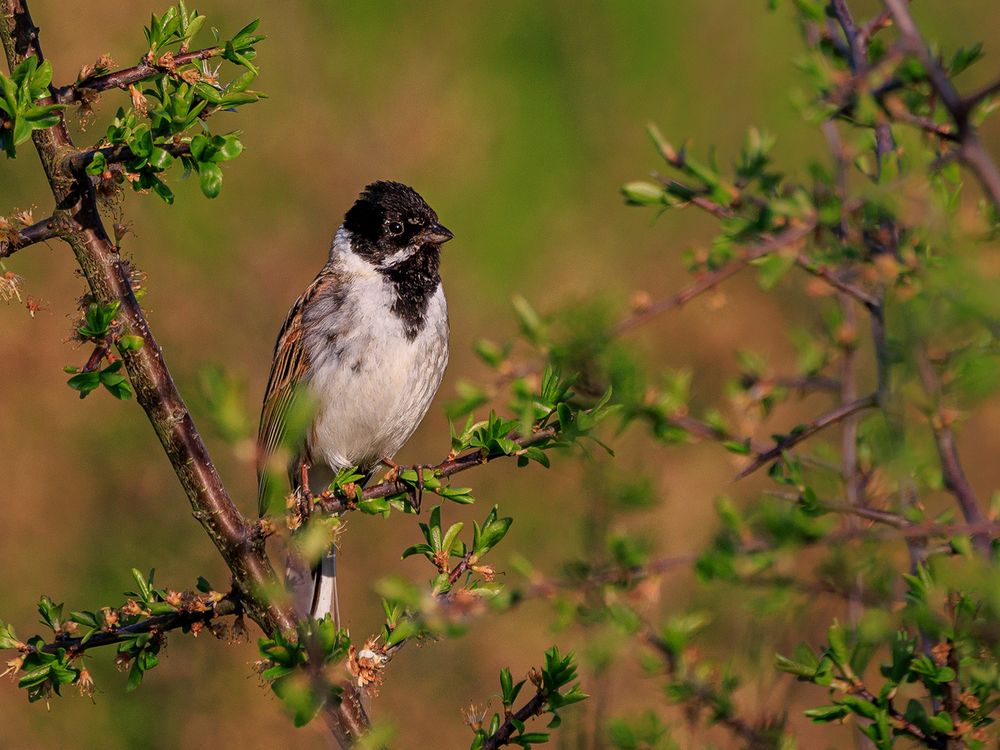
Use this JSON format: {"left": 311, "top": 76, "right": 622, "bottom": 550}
{"left": 310, "top": 548, "right": 341, "bottom": 625}
{"left": 284, "top": 545, "right": 340, "bottom": 626}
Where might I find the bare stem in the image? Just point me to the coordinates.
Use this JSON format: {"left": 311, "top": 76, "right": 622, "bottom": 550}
{"left": 735, "top": 393, "right": 879, "bottom": 480}
{"left": 882, "top": 0, "right": 1000, "bottom": 211}
{"left": 0, "top": 215, "right": 60, "bottom": 258}
{"left": 915, "top": 351, "right": 992, "bottom": 557}
{"left": 614, "top": 220, "right": 816, "bottom": 336}
{"left": 52, "top": 46, "right": 223, "bottom": 104}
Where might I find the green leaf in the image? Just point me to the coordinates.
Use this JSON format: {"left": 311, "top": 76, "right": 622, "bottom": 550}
{"left": 804, "top": 704, "right": 850, "bottom": 722}
{"left": 118, "top": 335, "right": 145, "bottom": 351}
{"left": 146, "top": 146, "right": 174, "bottom": 172}
{"left": 12, "top": 116, "right": 32, "bottom": 146}
{"left": 67, "top": 370, "right": 101, "bottom": 396}
{"left": 621, "top": 181, "right": 665, "bottom": 206}
{"left": 199, "top": 162, "right": 223, "bottom": 198}
{"left": 85, "top": 150, "right": 108, "bottom": 176}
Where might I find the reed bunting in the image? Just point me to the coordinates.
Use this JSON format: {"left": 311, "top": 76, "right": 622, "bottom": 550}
{"left": 257, "top": 181, "right": 453, "bottom": 621}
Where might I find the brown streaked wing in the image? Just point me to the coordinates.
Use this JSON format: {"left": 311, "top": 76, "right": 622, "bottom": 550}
{"left": 256, "top": 269, "right": 336, "bottom": 515}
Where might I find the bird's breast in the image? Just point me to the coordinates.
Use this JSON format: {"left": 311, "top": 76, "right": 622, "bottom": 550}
{"left": 303, "top": 271, "right": 448, "bottom": 472}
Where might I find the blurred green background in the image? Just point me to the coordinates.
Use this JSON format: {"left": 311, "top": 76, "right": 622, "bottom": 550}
{"left": 2, "top": 1, "right": 1000, "bottom": 748}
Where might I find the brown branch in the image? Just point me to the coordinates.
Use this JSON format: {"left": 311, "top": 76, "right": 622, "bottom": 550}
{"left": 614, "top": 220, "right": 816, "bottom": 336}
{"left": 642, "top": 623, "right": 781, "bottom": 746}
{"left": 831, "top": 0, "right": 863, "bottom": 73}
{"left": 0, "top": 6, "right": 374, "bottom": 745}
{"left": 479, "top": 691, "right": 549, "bottom": 750}
{"left": 963, "top": 76, "right": 1000, "bottom": 112}
{"left": 882, "top": 0, "right": 1000, "bottom": 212}
{"left": 52, "top": 46, "right": 223, "bottom": 104}
{"left": 915, "top": 351, "right": 991, "bottom": 557}
{"left": 1, "top": 1, "right": 289, "bottom": 635}
{"left": 315, "top": 427, "right": 560, "bottom": 515}
{"left": 0, "top": 215, "right": 60, "bottom": 259}
{"left": 735, "top": 393, "right": 879, "bottom": 480}
{"left": 66, "top": 140, "right": 191, "bottom": 173}
{"left": 794, "top": 254, "right": 881, "bottom": 310}
{"left": 35, "top": 596, "right": 240, "bottom": 656}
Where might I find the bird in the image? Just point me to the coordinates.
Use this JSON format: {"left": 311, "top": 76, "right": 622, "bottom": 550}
{"left": 256, "top": 180, "right": 453, "bottom": 623}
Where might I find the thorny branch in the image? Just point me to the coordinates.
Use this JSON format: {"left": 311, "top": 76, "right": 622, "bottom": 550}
{"left": 735, "top": 392, "right": 879, "bottom": 480}
{"left": 314, "top": 427, "right": 560, "bottom": 515}
{"left": 915, "top": 351, "right": 992, "bottom": 558}
{"left": 0, "top": 215, "right": 59, "bottom": 259}
{"left": 66, "top": 140, "right": 191, "bottom": 173}
{"left": 34, "top": 594, "right": 241, "bottom": 657}
{"left": 478, "top": 692, "right": 549, "bottom": 750}
{"left": 0, "top": 3, "right": 371, "bottom": 746}
{"left": 614, "top": 221, "right": 816, "bottom": 336}
{"left": 51, "top": 46, "right": 222, "bottom": 104}
{"left": 881, "top": 0, "right": 1000, "bottom": 212}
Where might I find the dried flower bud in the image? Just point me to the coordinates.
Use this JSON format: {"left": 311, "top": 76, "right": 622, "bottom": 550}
{"left": 77, "top": 668, "right": 95, "bottom": 699}
{"left": 461, "top": 702, "right": 488, "bottom": 731}
{"left": 102, "top": 608, "right": 119, "bottom": 629}
{"left": 2, "top": 655, "right": 23, "bottom": 680}
{"left": 528, "top": 666, "right": 542, "bottom": 688}
{"left": 0, "top": 271, "right": 24, "bottom": 303}
{"left": 128, "top": 83, "right": 149, "bottom": 117}
{"left": 348, "top": 639, "right": 388, "bottom": 693}
{"left": 930, "top": 641, "right": 951, "bottom": 667}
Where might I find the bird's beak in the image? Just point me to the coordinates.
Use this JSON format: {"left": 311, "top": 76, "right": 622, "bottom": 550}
{"left": 421, "top": 223, "right": 454, "bottom": 245}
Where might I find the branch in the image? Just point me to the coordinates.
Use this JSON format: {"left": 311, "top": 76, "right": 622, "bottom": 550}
{"left": 34, "top": 596, "right": 240, "bottom": 657}
{"left": 794, "top": 254, "right": 881, "bottom": 311}
{"left": 52, "top": 46, "right": 223, "bottom": 104}
{"left": 642, "top": 623, "right": 781, "bottom": 746}
{"left": 614, "top": 220, "right": 816, "bottom": 336}
{"left": 915, "top": 351, "right": 991, "bottom": 557}
{"left": 315, "top": 427, "right": 560, "bottom": 515}
{"left": 1, "top": 0, "right": 291, "bottom": 639}
{"left": 0, "top": 7, "right": 374, "bottom": 744}
{"left": 735, "top": 392, "right": 879, "bottom": 479}
{"left": 882, "top": 0, "right": 1000, "bottom": 211}
{"left": 479, "top": 692, "right": 549, "bottom": 750}
{"left": 66, "top": 140, "right": 191, "bottom": 173}
{"left": 964, "top": 76, "right": 1000, "bottom": 113}
{"left": 0, "top": 215, "right": 60, "bottom": 259}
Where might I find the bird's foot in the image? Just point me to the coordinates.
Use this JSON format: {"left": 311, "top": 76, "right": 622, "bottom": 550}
{"left": 298, "top": 462, "right": 315, "bottom": 507}
{"left": 382, "top": 455, "right": 400, "bottom": 482}
{"left": 410, "top": 464, "right": 434, "bottom": 514}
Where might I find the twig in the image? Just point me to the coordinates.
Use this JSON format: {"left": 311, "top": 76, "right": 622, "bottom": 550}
{"left": 963, "top": 76, "right": 1000, "bottom": 112}
{"left": 479, "top": 692, "right": 549, "bottom": 750}
{"left": 794, "top": 254, "right": 881, "bottom": 311}
{"left": 35, "top": 596, "right": 240, "bottom": 656}
{"left": 0, "top": 6, "right": 372, "bottom": 744}
{"left": 315, "top": 427, "right": 560, "bottom": 515}
{"left": 735, "top": 393, "right": 879, "bottom": 479}
{"left": 66, "top": 141, "right": 192, "bottom": 173}
{"left": 915, "top": 351, "right": 991, "bottom": 557}
{"left": 642, "top": 624, "right": 779, "bottom": 746}
{"left": 831, "top": 0, "right": 863, "bottom": 73}
{"left": 0, "top": 216, "right": 60, "bottom": 259}
{"left": 614, "top": 221, "right": 816, "bottom": 336}
{"left": 52, "top": 47, "right": 223, "bottom": 104}
{"left": 882, "top": 0, "right": 1000, "bottom": 211}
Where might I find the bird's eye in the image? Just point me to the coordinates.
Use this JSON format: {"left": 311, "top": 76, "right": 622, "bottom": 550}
{"left": 388, "top": 221, "right": 404, "bottom": 236}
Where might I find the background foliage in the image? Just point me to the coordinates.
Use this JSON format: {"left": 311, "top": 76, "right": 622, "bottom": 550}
{"left": 2, "top": 1, "right": 1000, "bottom": 748}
